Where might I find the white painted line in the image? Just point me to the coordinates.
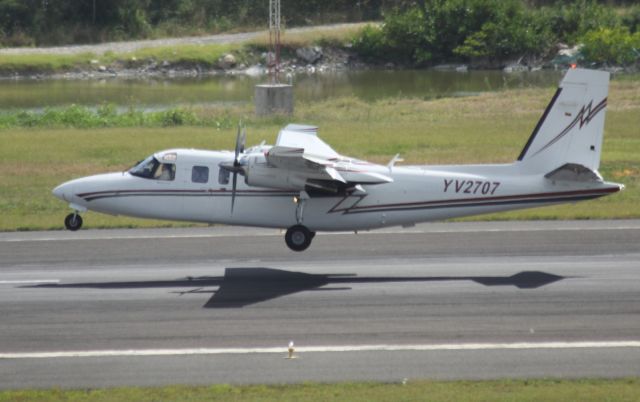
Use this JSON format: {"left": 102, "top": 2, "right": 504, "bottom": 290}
{"left": 2, "top": 341, "right": 639, "bottom": 359}
{"left": 0, "top": 279, "right": 60, "bottom": 285}
{"left": 330, "top": 226, "right": 640, "bottom": 235}
{"left": 0, "top": 232, "right": 280, "bottom": 242}
{"left": 1, "top": 225, "right": 639, "bottom": 243}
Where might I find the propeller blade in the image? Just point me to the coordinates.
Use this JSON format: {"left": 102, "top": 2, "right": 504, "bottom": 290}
{"left": 239, "top": 126, "right": 246, "bottom": 155}
{"left": 230, "top": 171, "right": 238, "bottom": 213}
{"left": 234, "top": 123, "right": 242, "bottom": 165}
{"left": 230, "top": 120, "right": 246, "bottom": 213}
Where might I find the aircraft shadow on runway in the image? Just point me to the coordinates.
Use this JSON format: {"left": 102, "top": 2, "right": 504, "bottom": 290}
{"left": 29, "top": 268, "right": 566, "bottom": 308}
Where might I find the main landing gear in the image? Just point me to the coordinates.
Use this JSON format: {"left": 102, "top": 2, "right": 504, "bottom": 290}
{"left": 285, "top": 192, "right": 316, "bottom": 251}
{"left": 285, "top": 225, "right": 316, "bottom": 252}
{"left": 64, "top": 213, "right": 83, "bottom": 231}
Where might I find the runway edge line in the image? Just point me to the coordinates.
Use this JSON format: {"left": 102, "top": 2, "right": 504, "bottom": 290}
{"left": 3, "top": 341, "right": 640, "bottom": 359}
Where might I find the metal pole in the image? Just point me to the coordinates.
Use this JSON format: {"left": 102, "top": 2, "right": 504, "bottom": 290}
{"left": 268, "top": 0, "right": 281, "bottom": 83}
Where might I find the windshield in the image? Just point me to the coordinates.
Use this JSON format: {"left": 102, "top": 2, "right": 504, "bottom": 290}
{"left": 129, "top": 156, "right": 175, "bottom": 181}
{"left": 129, "top": 156, "right": 159, "bottom": 179}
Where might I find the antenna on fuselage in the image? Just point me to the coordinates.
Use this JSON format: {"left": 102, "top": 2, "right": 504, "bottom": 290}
{"left": 387, "top": 153, "right": 404, "bottom": 173}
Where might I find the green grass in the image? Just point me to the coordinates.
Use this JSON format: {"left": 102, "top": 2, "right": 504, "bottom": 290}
{"left": 128, "top": 43, "right": 235, "bottom": 66}
{"left": 247, "top": 23, "right": 369, "bottom": 49}
{"left": 0, "top": 44, "right": 238, "bottom": 74}
{"left": 0, "top": 52, "right": 98, "bottom": 74}
{"left": 1, "top": 378, "right": 639, "bottom": 402}
{"left": 0, "top": 81, "right": 638, "bottom": 231}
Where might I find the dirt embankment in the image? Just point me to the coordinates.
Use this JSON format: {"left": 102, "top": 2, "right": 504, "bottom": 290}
{"left": 0, "top": 23, "right": 369, "bottom": 80}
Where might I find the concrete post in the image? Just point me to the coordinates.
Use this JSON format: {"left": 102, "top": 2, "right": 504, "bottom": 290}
{"left": 255, "top": 84, "right": 294, "bottom": 116}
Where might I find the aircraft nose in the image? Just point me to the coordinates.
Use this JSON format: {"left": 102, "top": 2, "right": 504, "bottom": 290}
{"left": 52, "top": 182, "right": 73, "bottom": 202}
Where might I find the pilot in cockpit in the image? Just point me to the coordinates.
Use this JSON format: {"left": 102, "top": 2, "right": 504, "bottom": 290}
{"left": 157, "top": 164, "right": 173, "bottom": 180}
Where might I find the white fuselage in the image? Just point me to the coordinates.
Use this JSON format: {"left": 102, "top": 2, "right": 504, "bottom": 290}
{"left": 52, "top": 148, "right": 620, "bottom": 232}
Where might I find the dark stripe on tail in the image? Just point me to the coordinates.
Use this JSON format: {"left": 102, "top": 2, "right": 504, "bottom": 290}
{"left": 517, "top": 88, "right": 562, "bottom": 161}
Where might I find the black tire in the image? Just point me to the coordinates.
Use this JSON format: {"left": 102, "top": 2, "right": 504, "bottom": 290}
{"left": 285, "top": 225, "right": 312, "bottom": 252}
{"left": 64, "top": 213, "right": 83, "bottom": 231}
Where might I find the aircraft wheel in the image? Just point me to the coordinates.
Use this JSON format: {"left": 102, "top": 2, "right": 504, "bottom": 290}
{"left": 64, "top": 213, "right": 83, "bottom": 231}
{"left": 285, "top": 225, "right": 312, "bottom": 252}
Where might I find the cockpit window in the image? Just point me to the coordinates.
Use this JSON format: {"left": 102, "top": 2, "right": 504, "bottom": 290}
{"left": 129, "top": 156, "right": 158, "bottom": 179}
{"left": 129, "top": 156, "right": 175, "bottom": 181}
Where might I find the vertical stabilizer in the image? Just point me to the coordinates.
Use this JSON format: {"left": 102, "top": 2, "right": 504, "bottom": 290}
{"left": 518, "top": 68, "right": 609, "bottom": 174}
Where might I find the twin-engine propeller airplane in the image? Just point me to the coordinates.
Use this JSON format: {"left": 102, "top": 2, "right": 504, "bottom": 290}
{"left": 53, "top": 68, "right": 622, "bottom": 251}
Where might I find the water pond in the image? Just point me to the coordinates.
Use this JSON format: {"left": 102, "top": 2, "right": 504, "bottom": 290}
{"left": 0, "top": 69, "right": 565, "bottom": 110}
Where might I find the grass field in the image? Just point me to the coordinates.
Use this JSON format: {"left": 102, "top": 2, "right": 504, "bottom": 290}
{"left": 0, "top": 81, "right": 638, "bottom": 231}
{"left": 1, "top": 378, "right": 639, "bottom": 402}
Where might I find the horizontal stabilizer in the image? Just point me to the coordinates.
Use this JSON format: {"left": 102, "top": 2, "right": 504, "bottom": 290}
{"left": 545, "top": 163, "right": 603, "bottom": 182}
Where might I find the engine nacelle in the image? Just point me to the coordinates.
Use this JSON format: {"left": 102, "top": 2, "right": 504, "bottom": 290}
{"left": 242, "top": 154, "right": 349, "bottom": 194}
{"left": 243, "top": 159, "right": 344, "bottom": 194}
{"left": 244, "top": 157, "right": 306, "bottom": 191}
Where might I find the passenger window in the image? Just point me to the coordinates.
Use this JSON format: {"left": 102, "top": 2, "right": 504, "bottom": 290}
{"left": 192, "top": 166, "right": 209, "bottom": 183}
{"left": 154, "top": 163, "right": 176, "bottom": 181}
{"left": 218, "top": 168, "right": 230, "bottom": 185}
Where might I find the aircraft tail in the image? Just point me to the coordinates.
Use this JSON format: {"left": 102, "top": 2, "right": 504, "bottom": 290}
{"left": 517, "top": 68, "right": 610, "bottom": 176}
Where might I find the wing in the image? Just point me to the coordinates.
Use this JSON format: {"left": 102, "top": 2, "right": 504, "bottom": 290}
{"left": 267, "top": 145, "right": 346, "bottom": 183}
{"left": 275, "top": 124, "right": 340, "bottom": 159}
{"left": 268, "top": 124, "right": 393, "bottom": 191}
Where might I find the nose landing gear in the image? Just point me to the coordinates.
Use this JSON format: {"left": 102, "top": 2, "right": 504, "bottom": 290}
{"left": 64, "top": 213, "right": 83, "bottom": 231}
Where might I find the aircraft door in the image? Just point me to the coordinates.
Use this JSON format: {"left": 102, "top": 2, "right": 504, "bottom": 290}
{"left": 183, "top": 164, "right": 214, "bottom": 221}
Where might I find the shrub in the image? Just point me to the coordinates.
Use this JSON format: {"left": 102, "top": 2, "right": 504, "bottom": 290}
{"left": 0, "top": 105, "right": 212, "bottom": 129}
{"left": 381, "top": 7, "right": 428, "bottom": 64}
{"left": 39, "top": 105, "right": 101, "bottom": 128}
{"left": 0, "top": 27, "right": 35, "bottom": 47}
{"left": 546, "top": 0, "right": 619, "bottom": 45}
{"left": 621, "top": 5, "right": 640, "bottom": 34}
{"left": 454, "top": 2, "right": 553, "bottom": 61}
{"left": 352, "top": 24, "right": 392, "bottom": 62}
{"left": 157, "top": 108, "right": 199, "bottom": 127}
{"left": 353, "top": 0, "right": 555, "bottom": 65}
{"left": 581, "top": 26, "right": 640, "bottom": 65}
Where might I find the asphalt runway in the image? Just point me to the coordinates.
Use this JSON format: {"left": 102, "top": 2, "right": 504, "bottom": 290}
{"left": 1, "top": 220, "right": 639, "bottom": 389}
